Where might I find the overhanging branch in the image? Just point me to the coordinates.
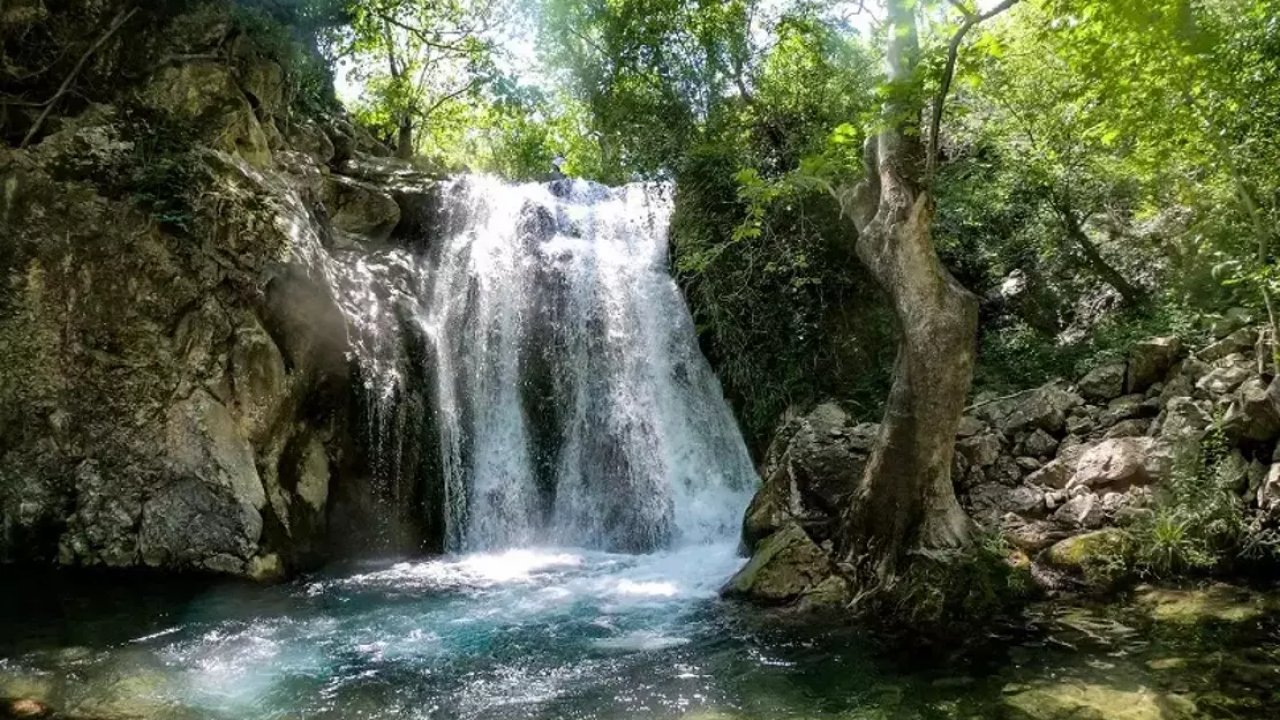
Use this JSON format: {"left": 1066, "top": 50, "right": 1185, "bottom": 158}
{"left": 926, "top": 0, "right": 1019, "bottom": 179}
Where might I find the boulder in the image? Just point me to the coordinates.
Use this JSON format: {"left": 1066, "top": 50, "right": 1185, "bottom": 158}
{"left": 741, "top": 404, "right": 868, "bottom": 550}
{"left": 1098, "top": 394, "right": 1146, "bottom": 427}
{"left": 1198, "top": 326, "right": 1258, "bottom": 363}
{"left": 1052, "top": 492, "right": 1105, "bottom": 529}
{"left": 1043, "top": 528, "right": 1128, "bottom": 571}
{"left": 1004, "top": 519, "right": 1071, "bottom": 553}
{"left": 968, "top": 483, "right": 1046, "bottom": 522}
{"left": 958, "top": 432, "right": 1003, "bottom": 468}
{"left": 1195, "top": 353, "right": 1254, "bottom": 396}
{"left": 975, "top": 384, "right": 1083, "bottom": 436}
{"left": 142, "top": 62, "right": 271, "bottom": 166}
{"left": 722, "top": 523, "right": 835, "bottom": 605}
{"left": 1068, "top": 438, "right": 1172, "bottom": 492}
{"left": 1103, "top": 418, "right": 1151, "bottom": 439}
{"left": 956, "top": 415, "right": 986, "bottom": 438}
{"left": 1021, "top": 429, "right": 1059, "bottom": 459}
{"left": 1126, "top": 336, "right": 1182, "bottom": 393}
{"left": 1221, "top": 376, "right": 1280, "bottom": 442}
{"left": 1025, "top": 442, "right": 1092, "bottom": 489}
{"left": 323, "top": 175, "right": 401, "bottom": 243}
{"left": 1076, "top": 362, "right": 1126, "bottom": 403}
{"left": 1158, "top": 397, "right": 1212, "bottom": 447}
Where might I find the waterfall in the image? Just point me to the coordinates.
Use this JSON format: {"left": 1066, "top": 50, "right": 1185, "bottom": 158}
{"left": 418, "top": 176, "right": 756, "bottom": 553}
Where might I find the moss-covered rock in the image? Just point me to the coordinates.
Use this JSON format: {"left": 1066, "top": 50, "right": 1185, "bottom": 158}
{"left": 722, "top": 522, "right": 837, "bottom": 605}
{"left": 1135, "top": 584, "right": 1278, "bottom": 625}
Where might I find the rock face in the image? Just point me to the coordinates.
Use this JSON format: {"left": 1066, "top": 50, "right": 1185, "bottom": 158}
{"left": 0, "top": 4, "right": 436, "bottom": 578}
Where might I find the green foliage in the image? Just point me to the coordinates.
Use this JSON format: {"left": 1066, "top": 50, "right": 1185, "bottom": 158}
{"left": 232, "top": 2, "right": 344, "bottom": 117}
{"left": 1130, "top": 426, "right": 1248, "bottom": 578}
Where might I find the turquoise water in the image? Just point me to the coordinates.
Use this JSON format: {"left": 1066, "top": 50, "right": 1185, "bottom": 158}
{"left": 2, "top": 545, "right": 1279, "bottom": 719}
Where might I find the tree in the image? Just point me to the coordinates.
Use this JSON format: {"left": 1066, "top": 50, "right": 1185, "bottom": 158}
{"left": 344, "top": 0, "right": 504, "bottom": 158}
{"left": 833, "top": 0, "right": 987, "bottom": 599}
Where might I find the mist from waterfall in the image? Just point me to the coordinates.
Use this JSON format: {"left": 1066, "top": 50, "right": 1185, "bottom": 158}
{"left": 418, "top": 176, "right": 756, "bottom": 553}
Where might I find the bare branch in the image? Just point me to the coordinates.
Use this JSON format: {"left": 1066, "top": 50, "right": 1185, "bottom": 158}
{"left": 20, "top": 7, "right": 137, "bottom": 149}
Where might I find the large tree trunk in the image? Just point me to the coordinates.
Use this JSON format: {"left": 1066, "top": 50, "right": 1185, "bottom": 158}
{"left": 837, "top": 0, "right": 978, "bottom": 586}
{"left": 396, "top": 117, "right": 414, "bottom": 159}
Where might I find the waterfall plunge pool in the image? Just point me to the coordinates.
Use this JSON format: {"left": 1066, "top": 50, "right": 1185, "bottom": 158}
{"left": 4, "top": 548, "right": 1280, "bottom": 719}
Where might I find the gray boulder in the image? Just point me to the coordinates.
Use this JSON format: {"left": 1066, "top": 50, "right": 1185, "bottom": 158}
{"left": 1077, "top": 363, "right": 1126, "bottom": 403}
{"left": 1126, "top": 336, "right": 1182, "bottom": 393}
{"left": 1068, "top": 437, "right": 1172, "bottom": 492}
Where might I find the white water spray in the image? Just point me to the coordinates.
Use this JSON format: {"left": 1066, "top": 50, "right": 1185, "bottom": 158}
{"left": 420, "top": 176, "right": 755, "bottom": 552}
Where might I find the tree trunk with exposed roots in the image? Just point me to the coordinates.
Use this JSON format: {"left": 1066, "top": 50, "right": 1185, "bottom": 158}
{"left": 837, "top": 0, "right": 979, "bottom": 597}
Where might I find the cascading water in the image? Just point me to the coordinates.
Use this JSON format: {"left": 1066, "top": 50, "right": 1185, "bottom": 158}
{"left": 420, "top": 175, "right": 756, "bottom": 553}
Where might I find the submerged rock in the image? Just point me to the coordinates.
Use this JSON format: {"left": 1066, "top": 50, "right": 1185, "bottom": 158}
{"left": 1136, "top": 584, "right": 1278, "bottom": 625}
{"left": 1001, "top": 680, "right": 1195, "bottom": 720}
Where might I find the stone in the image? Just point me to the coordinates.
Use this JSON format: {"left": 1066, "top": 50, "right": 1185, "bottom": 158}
{"left": 1043, "top": 528, "right": 1128, "bottom": 571}
{"left": 1126, "top": 336, "right": 1182, "bottom": 393}
{"left": 1097, "top": 393, "right": 1145, "bottom": 427}
{"left": 1195, "top": 353, "right": 1254, "bottom": 396}
{"left": 956, "top": 415, "right": 985, "bottom": 438}
{"left": 1005, "top": 520, "right": 1070, "bottom": 553}
{"left": 228, "top": 314, "right": 290, "bottom": 445}
{"left": 975, "top": 383, "right": 1083, "bottom": 436}
{"left": 1209, "top": 308, "right": 1255, "bottom": 339}
{"left": 1221, "top": 376, "right": 1280, "bottom": 442}
{"left": 1021, "top": 429, "right": 1059, "bottom": 459}
{"left": 1052, "top": 492, "right": 1105, "bottom": 529}
{"left": 247, "top": 553, "right": 284, "bottom": 583}
{"left": 1001, "top": 680, "right": 1194, "bottom": 720}
{"left": 722, "top": 523, "right": 834, "bottom": 604}
{"left": 969, "top": 483, "right": 1046, "bottom": 521}
{"left": 1103, "top": 418, "right": 1151, "bottom": 439}
{"left": 1076, "top": 362, "right": 1126, "bottom": 403}
{"left": 1016, "top": 456, "right": 1042, "bottom": 471}
{"left": 1068, "top": 438, "right": 1172, "bottom": 492}
{"left": 1158, "top": 397, "right": 1212, "bottom": 446}
{"left": 142, "top": 62, "right": 271, "bottom": 166}
{"left": 324, "top": 175, "right": 401, "bottom": 242}
{"left": 958, "top": 432, "right": 1003, "bottom": 468}
{"left": 1257, "top": 463, "right": 1280, "bottom": 515}
{"left": 1025, "top": 442, "right": 1092, "bottom": 489}
{"left": 1198, "top": 326, "right": 1258, "bottom": 362}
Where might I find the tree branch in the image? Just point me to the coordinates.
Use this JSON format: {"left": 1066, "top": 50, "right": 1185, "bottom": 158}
{"left": 926, "top": 0, "right": 1019, "bottom": 179}
{"left": 19, "top": 7, "right": 137, "bottom": 149}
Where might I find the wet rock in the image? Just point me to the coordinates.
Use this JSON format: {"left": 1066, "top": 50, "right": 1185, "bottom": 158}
{"left": 722, "top": 523, "right": 835, "bottom": 605}
{"left": 1126, "top": 336, "right": 1182, "bottom": 394}
{"left": 1077, "top": 362, "right": 1126, "bottom": 403}
{"left": 324, "top": 175, "right": 401, "bottom": 243}
{"left": 1068, "top": 438, "right": 1171, "bottom": 492}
